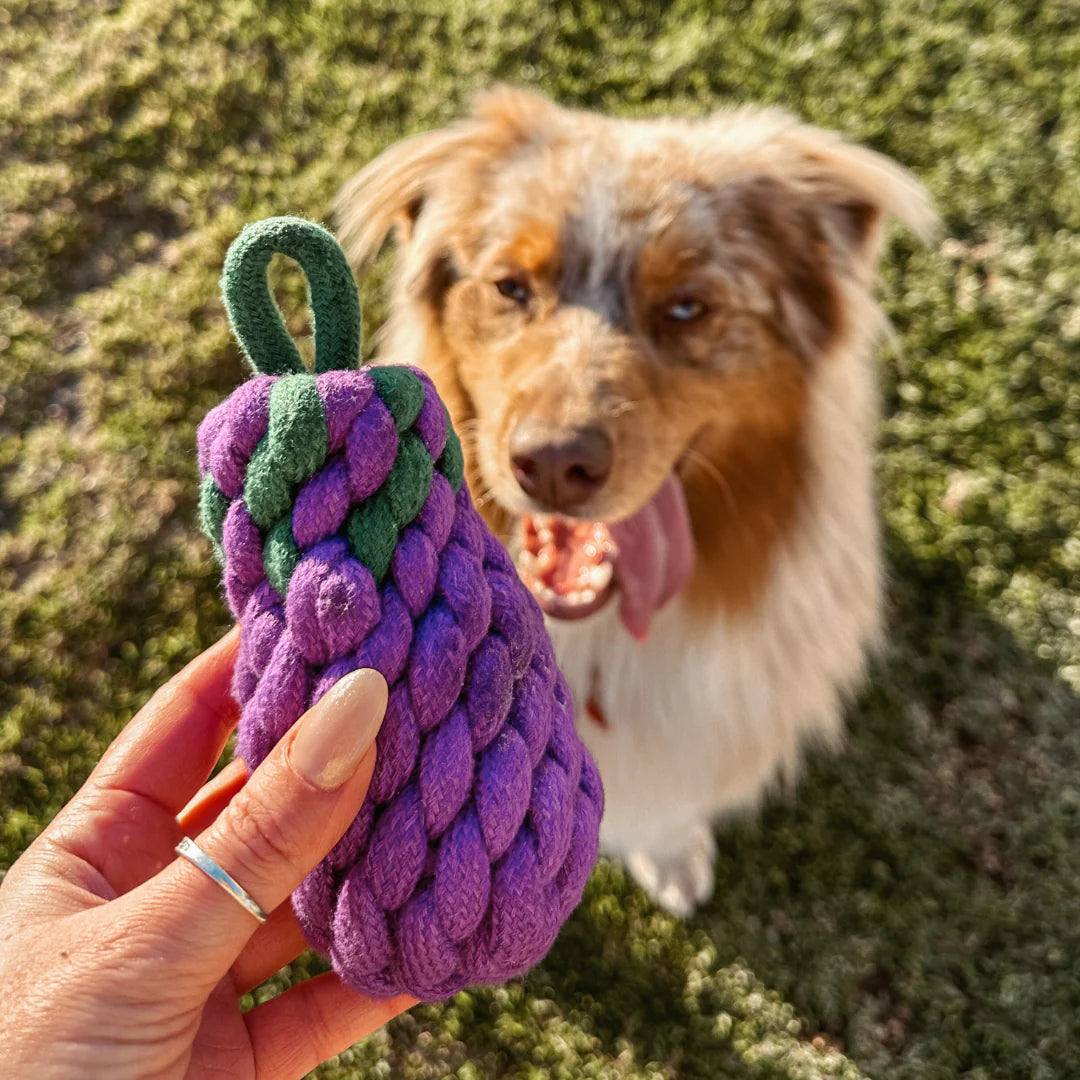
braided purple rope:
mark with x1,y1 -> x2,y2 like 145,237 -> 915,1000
197,219 -> 603,1001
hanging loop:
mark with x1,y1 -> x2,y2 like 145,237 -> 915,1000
220,216 -> 362,376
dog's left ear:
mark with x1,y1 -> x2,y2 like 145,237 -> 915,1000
781,126 -> 938,280
716,116 -> 938,360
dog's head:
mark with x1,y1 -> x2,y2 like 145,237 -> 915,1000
337,88 -> 934,638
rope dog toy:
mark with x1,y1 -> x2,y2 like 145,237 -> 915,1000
196,217 -> 603,1001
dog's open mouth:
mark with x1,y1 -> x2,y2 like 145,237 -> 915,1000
515,474 -> 695,641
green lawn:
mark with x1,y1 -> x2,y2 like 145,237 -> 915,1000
3,1 -> 1080,1076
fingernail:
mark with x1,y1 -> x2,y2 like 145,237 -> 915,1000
288,669 -> 388,791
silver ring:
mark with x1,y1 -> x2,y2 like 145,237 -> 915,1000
175,836 -> 268,924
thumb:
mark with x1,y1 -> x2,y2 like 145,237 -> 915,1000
131,667 -> 387,977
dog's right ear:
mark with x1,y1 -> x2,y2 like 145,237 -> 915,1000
334,125 -> 478,266
335,86 -> 560,268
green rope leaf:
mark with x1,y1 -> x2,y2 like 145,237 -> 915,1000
386,431 -> 435,527
244,375 -> 328,529
264,516 -> 301,599
347,493 -> 399,584
372,365 -> 425,433
198,474 -> 229,552
437,427 -> 465,493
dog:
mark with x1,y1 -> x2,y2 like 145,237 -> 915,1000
335,87 -> 934,915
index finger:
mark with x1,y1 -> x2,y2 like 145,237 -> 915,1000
84,627 -> 242,817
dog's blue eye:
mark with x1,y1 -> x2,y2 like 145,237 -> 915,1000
665,298 -> 705,322
495,277 -> 531,304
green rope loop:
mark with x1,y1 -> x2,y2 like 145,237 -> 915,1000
221,216 -> 362,376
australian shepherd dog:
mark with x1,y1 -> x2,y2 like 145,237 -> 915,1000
335,87 -> 934,913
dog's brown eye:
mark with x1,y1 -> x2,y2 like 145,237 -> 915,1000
495,277 -> 531,304
665,298 -> 706,322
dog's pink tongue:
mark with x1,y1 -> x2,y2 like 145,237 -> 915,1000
610,474 -> 695,641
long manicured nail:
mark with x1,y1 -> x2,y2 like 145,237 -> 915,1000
288,669 -> 388,790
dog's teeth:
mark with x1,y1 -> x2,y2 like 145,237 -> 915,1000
589,562 -> 614,590
537,545 -> 558,574
517,550 -> 539,573
535,583 -> 556,603
560,588 -> 596,608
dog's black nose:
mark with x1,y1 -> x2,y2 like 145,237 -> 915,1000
509,420 -> 613,512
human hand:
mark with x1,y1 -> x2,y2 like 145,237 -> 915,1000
0,628 -> 414,1079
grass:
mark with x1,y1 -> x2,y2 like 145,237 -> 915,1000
2,0 -> 1079,1076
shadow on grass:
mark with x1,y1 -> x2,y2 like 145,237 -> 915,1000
529,530 -> 1080,1079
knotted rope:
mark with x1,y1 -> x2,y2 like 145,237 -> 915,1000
196,217 -> 603,1000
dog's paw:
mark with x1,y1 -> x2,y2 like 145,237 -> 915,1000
626,823 -> 716,917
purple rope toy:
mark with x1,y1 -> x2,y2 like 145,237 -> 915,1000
196,217 -> 603,1001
